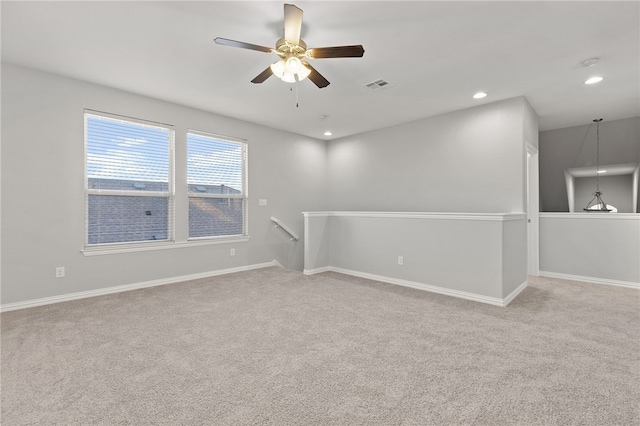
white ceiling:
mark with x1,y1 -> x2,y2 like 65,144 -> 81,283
2,1 -> 639,140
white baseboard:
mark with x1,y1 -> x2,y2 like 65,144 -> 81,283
0,261 -> 280,313
538,271 -> 640,289
303,266 -> 331,275
308,266 -> 526,307
503,280 -> 529,306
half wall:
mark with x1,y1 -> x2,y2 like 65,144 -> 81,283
303,211 -> 528,306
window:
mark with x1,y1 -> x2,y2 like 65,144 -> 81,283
83,111 -> 247,252
85,111 -> 174,246
187,131 -> 247,239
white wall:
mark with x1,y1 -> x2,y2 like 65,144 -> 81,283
1,63 -> 327,305
327,97 -> 534,213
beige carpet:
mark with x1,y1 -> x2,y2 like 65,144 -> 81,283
1,267 -> 639,425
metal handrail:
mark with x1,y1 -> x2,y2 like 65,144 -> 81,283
270,217 -> 299,241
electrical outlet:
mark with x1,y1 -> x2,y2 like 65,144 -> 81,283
230,248 -> 235,256
259,199 -> 268,207
55,266 -> 65,278
397,256 -> 404,266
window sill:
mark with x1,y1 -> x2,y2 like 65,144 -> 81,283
82,236 -> 250,256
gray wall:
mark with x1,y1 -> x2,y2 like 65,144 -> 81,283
326,97 -> 534,213
539,214 -> 640,284
316,98 -> 533,302
303,212 -> 527,302
574,175 -> 634,213
1,63 -> 327,305
2,63 -> 538,306
539,116 -> 640,212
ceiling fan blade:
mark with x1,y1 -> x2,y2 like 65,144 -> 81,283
214,37 -> 272,53
283,4 -> 303,45
251,66 -> 273,84
303,63 -> 330,88
308,45 -> 365,59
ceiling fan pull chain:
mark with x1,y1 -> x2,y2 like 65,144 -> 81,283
289,85 -> 296,108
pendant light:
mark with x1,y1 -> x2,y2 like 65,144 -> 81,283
583,118 -> 611,212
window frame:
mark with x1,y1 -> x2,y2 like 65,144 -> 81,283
186,129 -> 249,240
83,109 -> 175,250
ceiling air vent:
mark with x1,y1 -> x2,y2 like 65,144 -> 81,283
365,79 -> 390,90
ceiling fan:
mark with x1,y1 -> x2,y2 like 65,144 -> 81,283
214,3 -> 365,88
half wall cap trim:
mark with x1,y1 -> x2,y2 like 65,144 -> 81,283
302,211 -> 526,221
540,213 -> 640,220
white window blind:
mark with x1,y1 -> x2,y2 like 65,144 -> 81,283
85,111 -> 174,246
187,131 -> 247,238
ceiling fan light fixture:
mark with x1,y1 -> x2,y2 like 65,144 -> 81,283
271,58 -> 310,82
297,63 -> 311,81
285,56 -> 302,74
281,72 -> 297,83
270,60 -> 286,78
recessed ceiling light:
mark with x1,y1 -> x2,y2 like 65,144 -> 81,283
473,92 -> 487,99
596,170 -> 607,174
584,76 -> 604,85
324,131 -> 332,136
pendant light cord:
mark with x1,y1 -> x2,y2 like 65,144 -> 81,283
593,118 -> 603,193
595,119 -> 601,192
584,118 -> 609,212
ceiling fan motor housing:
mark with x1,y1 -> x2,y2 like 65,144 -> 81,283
275,38 -> 308,58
